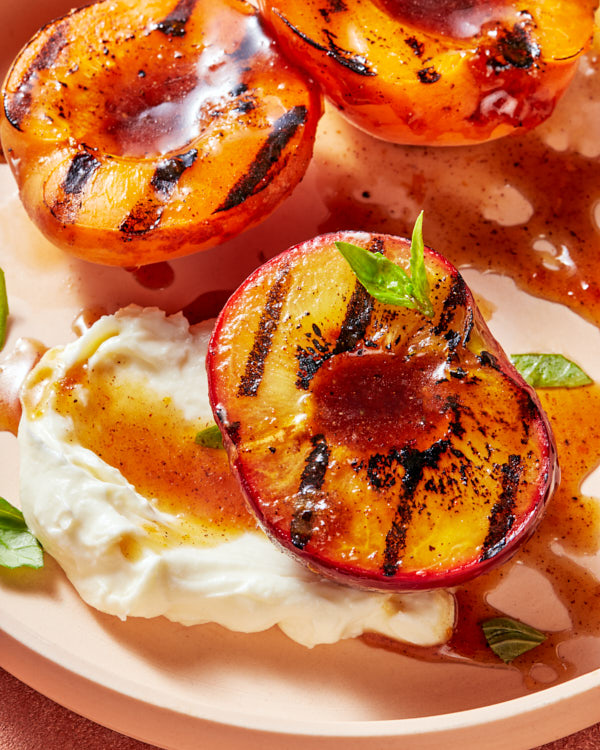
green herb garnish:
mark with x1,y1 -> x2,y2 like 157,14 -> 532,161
195,424 -> 224,449
481,616 -> 546,663
335,211 -> 434,317
0,268 -> 8,351
0,496 -> 43,569
511,353 -> 592,388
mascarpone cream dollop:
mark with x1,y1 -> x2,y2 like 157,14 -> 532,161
18,306 -> 454,648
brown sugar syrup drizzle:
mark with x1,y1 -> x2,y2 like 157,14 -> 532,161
1,40 -> 600,695
350,58 -> 600,686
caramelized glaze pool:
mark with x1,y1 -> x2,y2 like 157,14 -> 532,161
1,12 -> 600,705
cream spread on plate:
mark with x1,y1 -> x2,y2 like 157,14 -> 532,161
17,306 -> 454,648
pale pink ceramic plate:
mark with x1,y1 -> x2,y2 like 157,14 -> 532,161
1,2 -> 600,748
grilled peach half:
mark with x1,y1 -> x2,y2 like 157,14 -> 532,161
0,0 -> 321,266
257,0 -> 596,145
207,231 -> 557,591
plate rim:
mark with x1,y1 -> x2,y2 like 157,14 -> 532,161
2,595 -> 600,748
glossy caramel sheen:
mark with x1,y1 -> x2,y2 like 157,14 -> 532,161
316,55 -> 600,328
207,231 -> 556,590
28,361 -> 256,543
374,0 -> 514,38
364,384 -> 600,689
312,351 -> 449,445
0,0 -> 322,266
258,0 -> 595,144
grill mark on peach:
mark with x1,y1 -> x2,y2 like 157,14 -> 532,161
155,0 -> 199,37
441,394 -> 467,438
480,453 -> 522,560
477,350 -> 500,370
468,17 -> 545,128
119,149 -> 197,236
49,150 -> 101,224
333,280 -> 374,352
237,264 -> 292,397
273,10 -> 375,76
489,19 -> 540,71
318,0 -> 348,24
63,151 -> 101,195
4,21 -> 69,130
433,274 -> 468,337
215,106 -> 308,213
382,439 -> 450,576
290,434 -> 330,550
417,66 -> 441,84
151,149 -> 198,194
295,280 -> 373,389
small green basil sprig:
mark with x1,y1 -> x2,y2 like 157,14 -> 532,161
481,616 -> 546,663
195,424 -> 224,449
0,496 -> 43,569
511,353 -> 592,389
335,211 -> 434,318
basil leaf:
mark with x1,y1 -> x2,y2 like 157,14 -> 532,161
0,267 -> 8,351
409,211 -> 433,318
481,616 -> 546,663
335,213 -> 434,317
511,353 -> 593,388
195,424 -> 224,449
335,240 -> 416,307
0,496 -> 43,569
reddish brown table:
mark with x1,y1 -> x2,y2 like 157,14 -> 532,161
1,665 -> 598,750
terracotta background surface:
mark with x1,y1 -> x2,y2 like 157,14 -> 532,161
0,665 -> 598,750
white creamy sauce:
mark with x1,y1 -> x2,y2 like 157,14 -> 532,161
17,306 -> 454,648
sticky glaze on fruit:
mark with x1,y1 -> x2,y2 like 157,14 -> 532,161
0,0 -> 322,266
207,231 -> 558,591
257,0 -> 595,144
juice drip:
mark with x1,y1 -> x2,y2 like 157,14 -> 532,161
364,384 -> 600,689
47,367 -> 256,539
318,57 -> 600,327
126,261 -> 175,290
0,339 -> 46,435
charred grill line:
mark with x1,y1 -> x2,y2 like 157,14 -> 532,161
4,22 -> 69,130
462,308 -> 474,345
63,151 -> 101,195
237,265 -> 292,397
442,395 -> 467,438
480,454 -> 522,560
49,149 -> 101,224
333,279 -> 374,354
417,66 -> 441,84
295,280 -> 373,389
382,439 -> 449,576
215,106 -> 308,213
517,388 -> 538,440
318,0 -> 348,23
273,10 -> 375,76
119,201 -> 164,236
477,350 -> 500,370
405,36 -> 425,57
119,149 -> 197,236
290,434 -> 330,549
491,21 -> 540,71
156,0 -> 199,36
367,451 -> 398,490
433,274 -> 468,336
382,503 -> 412,577
151,149 -> 198,195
